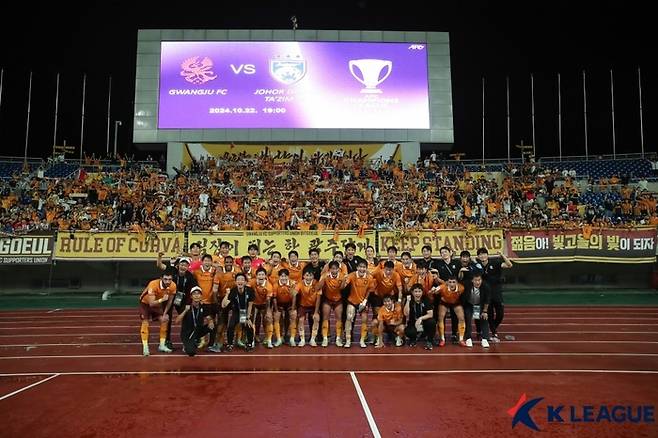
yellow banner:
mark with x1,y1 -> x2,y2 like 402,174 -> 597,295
186,143 -> 402,163
55,232 -> 185,260
378,229 -> 504,257
189,231 -> 377,260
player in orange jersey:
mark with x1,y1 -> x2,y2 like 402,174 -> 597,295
371,261 -> 403,316
265,251 -> 285,283
193,254 -> 218,351
316,261 -> 345,347
396,251 -> 417,296
284,250 -> 306,283
271,269 -> 298,347
436,276 -> 466,347
373,295 -> 405,348
296,267 -> 321,347
211,255 -> 241,351
138,271 -> 176,356
364,245 -> 379,274
378,245 -> 403,271
342,260 -> 376,348
250,267 -> 274,348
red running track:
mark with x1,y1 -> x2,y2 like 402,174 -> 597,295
0,306 -> 657,437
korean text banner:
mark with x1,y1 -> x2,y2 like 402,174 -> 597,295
0,235 -> 54,265
159,41 -> 430,129
189,231 -> 377,260
506,228 -> 657,263
378,229 -> 504,258
55,232 -> 185,260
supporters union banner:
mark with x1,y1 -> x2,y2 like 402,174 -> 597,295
189,230 -> 377,260
55,232 -> 185,260
0,235 -> 54,265
506,228 -> 657,263
378,229 -> 504,257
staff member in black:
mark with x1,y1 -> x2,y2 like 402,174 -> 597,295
176,286 -> 214,356
416,244 -> 440,272
404,283 -> 436,350
222,273 -> 255,352
477,248 -> 513,343
158,254 -> 198,350
435,246 -> 460,344
457,250 -> 484,287
461,273 -> 490,348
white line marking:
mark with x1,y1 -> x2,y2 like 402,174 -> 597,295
1,369 -> 658,377
0,374 -> 60,401
1,352 -> 657,360
350,372 -> 381,438
2,322 -> 658,331
46,309 -> 63,314
0,340 -> 657,348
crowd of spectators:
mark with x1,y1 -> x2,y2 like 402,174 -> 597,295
1,150 -> 656,235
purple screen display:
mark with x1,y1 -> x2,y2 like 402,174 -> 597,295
158,41 -> 430,129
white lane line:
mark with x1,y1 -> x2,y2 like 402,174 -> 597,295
349,372 -> 381,438
0,374 -> 60,402
46,309 -> 63,314
1,352 -> 658,360
0,340 -> 657,348
1,369 -> 658,377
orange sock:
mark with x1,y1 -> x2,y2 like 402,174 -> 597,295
236,325 -> 243,342
140,321 -> 149,347
335,320 -> 343,339
159,323 -> 167,345
439,321 -> 445,340
322,320 -> 329,338
458,321 -> 465,341
360,322 -> 368,343
265,322 -> 273,342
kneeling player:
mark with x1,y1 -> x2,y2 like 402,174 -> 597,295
373,295 -> 405,348
404,283 -> 436,350
436,276 -> 466,347
176,286 -> 214,356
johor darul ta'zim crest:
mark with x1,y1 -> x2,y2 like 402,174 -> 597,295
270,55 -> 306,85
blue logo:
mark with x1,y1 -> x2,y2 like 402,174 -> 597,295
508,394 -> 655,431
508,393 -> 544,431
270,55 -> 306,85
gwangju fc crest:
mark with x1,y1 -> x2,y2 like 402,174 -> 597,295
270,55 -> 306,85
180,56 -> 218,84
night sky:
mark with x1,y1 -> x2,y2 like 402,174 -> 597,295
0,0 -> 654,160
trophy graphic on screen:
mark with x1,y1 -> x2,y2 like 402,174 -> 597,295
348,59 -> 392,93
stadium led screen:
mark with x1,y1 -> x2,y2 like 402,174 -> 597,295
158,41 -> 430,129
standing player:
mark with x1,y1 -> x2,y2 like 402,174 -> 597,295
211,255 -> 241,351
221,273 -> 255,352
139,271 -> 177,356
271,269 -> 298,347
284,250 -> 306,283
364,245 -> 379,274
265,251 -> 286,283
396,251 -> 417,297
435,246 -> 460,344
296,267 -> 321,347
250,267 -> 274,348
342,260 -> 376,348
436,276 -> 466,347
316,261 -> 345,347
477,248 -> 513,342
193,255 -> 218,351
